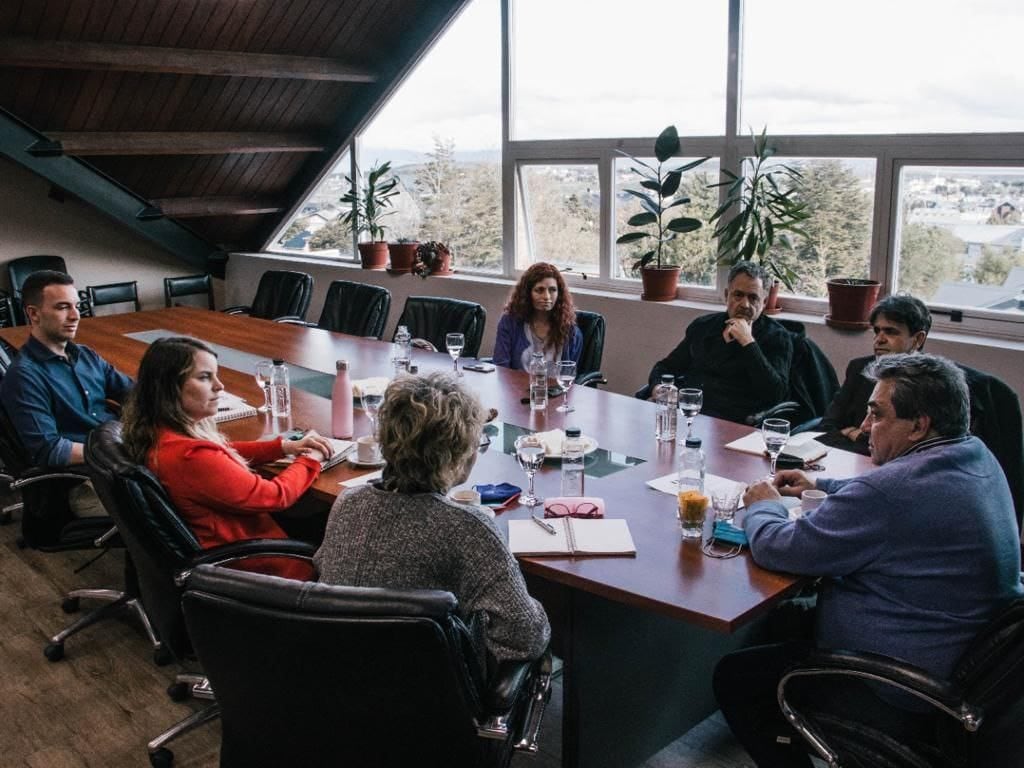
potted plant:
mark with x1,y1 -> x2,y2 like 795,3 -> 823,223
824,278 -> 881,329
616,125 -> 708,301
387,237 -> 419,274
339,161 -> 399,270
414,241 -> 454,278
710,127 -> 810,313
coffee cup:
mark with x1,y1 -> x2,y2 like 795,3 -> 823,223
800,489 -> 827,512
356,436 -> 381,464
450,489 -> 482,506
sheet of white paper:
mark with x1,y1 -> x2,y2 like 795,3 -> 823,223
339,469 -> 383,488
645,472 -> 745,498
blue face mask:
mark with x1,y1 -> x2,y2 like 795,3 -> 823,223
701,521 -> 748,559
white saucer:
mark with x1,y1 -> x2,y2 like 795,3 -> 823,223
544,436 -> 599,460
347,456 -> 386,469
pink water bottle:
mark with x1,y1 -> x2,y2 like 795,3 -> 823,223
331,360 -> 353,438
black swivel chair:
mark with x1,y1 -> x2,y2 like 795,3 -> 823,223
780,597 -> 1024,768
164,274 -> 215,310
85,421 -> 316,768
182,563 -> 552,768
315,280 -> 391,339
85,280 -> 141,315
223,269 -> 313,322
394,296 -> 487,358
8,254 -> 68,324
574,309 -> 608,387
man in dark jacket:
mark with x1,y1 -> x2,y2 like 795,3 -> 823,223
646,261 -> 793,424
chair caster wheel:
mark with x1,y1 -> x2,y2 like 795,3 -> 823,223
167,681 -> 190,701
62,596 -> 81,613
149,747 -> 174,767
44,642 -> 65,662
153,646 -> 172,666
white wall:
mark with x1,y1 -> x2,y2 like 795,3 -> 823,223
228,252 -> 1024,403
0,157 -> 223,312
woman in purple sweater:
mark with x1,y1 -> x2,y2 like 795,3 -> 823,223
492,262 -> 583,370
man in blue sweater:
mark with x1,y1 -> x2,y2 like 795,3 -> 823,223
713,353 -> 1023,768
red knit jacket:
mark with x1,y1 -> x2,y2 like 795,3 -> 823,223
148,428 -> 320,580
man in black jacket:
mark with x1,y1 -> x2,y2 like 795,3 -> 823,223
646,262 -> 793,424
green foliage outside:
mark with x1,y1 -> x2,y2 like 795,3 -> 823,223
896,223 -> 964,299
974,244 -> 1024,286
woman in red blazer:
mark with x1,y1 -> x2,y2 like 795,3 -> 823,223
122,336 -> 333,580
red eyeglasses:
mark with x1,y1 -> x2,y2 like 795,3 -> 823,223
544,501 -> 603,519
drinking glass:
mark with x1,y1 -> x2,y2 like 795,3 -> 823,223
514,434 -> 547,507
361,387 -> 385,439
762,418 -> 791,479
679,388 -> 703,438
446,332 -> 465,376
253,360 -> 272,413
555,360 -> 576,413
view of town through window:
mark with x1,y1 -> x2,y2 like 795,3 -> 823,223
515,164 -> 599,274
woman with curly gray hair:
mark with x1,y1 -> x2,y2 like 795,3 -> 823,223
315,372 -> 550,664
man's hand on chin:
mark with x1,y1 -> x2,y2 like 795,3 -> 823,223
723,317 -> 754,346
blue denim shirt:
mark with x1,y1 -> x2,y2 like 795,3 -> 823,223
0,335 -> 133,466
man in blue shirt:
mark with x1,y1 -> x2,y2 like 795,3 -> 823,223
713,353 -> 1023,767
1,270 -> 133,515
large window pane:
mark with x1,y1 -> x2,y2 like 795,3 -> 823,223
515,164 -> 599,274
896,166 -> 1024,313
512,0 -> 727,139
743,0 -> 1024,134
614,157 -> 720,286
274,150 -> 353,259
771,158 -> 875,299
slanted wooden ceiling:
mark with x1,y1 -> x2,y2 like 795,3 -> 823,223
0,0 -> 467,259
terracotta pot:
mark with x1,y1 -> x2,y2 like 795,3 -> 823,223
358,241 -> 389,270
764,279 -> 782,314
387,242 -> 419,274
825,278 -> 881,330
639,265 -> 681,302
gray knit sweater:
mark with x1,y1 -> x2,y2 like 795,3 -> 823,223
314,483 -> 551,663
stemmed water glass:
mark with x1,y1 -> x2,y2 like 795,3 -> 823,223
253,360 -> 272,413
555,360 -> 576,413
679,388 -> 703,438
762,418 -> 791,480
514,434 -> 546,507
446,332 -> 465,377
361,387 -> 385,439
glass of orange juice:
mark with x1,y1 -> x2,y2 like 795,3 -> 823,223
677,489 -> 708,538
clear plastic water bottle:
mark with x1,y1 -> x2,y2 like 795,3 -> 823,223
529,352 -> 548,411
560,426 -> 585,497
331,360 -> 353,439
393,324 -> 412,373
270,358 -> 291,418
677,437 -> 707,539
654,374 -> 678,442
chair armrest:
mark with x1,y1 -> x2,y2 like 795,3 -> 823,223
576,370 -> 607,388
793,416 -> 823,434
176,538 -> 317,585
745,401 -> 800,426
11,468 -> 91,491
477,650 -> 553,753
781,648 -> 976,727
276,317 -> 316,327
222,305 -> 252,315
635,384 -> 651,400
484,659 -> 534,714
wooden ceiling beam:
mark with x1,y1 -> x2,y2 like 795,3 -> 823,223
0,37 -> 378,83
47,132 -> 326,156
150,197 -> 285,218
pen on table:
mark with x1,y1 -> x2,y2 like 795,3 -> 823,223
531,514 -> 557,535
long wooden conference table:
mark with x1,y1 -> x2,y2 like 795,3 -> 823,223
0,308 -> 872,768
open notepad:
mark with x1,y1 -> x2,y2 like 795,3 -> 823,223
508,518 -> 636,557
724,430 -> 828,464
213,392 -> 258,424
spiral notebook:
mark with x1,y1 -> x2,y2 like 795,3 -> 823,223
508,518 -> 636,557
213,392 -> 258,424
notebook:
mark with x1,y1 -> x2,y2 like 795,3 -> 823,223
724,430 -> 828,464
276,438 -> 355,470
508,518 -> 636,557
213,392 -> 258,423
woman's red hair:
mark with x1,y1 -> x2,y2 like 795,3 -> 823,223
504,263 -> 576,355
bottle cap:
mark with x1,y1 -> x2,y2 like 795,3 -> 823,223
565,427 -> 582,438
684,437 -> 702,449
272,358 -> 284,365
336,360 -> 348,371
409,365 -> 419,374
660,374 -> 674,383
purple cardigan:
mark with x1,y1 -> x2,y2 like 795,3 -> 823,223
492,313 -> 583,370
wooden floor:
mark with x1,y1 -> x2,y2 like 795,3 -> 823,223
0,495 -> 756,768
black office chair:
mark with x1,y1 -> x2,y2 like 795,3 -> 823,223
780,597 -> 1024,768
8,254 -> 67,324
85,421 -> 316,768
223,270 -> 313,322
164,274 -> 215,310
575,309 -> 607,387
182,563 -> 552,768
394,296 -> 487,358
0,293 -> 16,328
315,280 -> 391,339
85,280 -> 141,315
